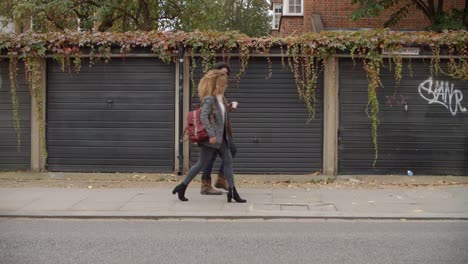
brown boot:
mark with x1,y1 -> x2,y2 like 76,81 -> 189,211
200,179 -> 222,195
214,173 -> 228,191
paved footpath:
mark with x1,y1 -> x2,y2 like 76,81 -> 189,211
1,186 -> 467,219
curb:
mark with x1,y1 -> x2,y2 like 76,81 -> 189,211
1,211 -> 468,221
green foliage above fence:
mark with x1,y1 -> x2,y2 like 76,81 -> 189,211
0,29 -> 467,166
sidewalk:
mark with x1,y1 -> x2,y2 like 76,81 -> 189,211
1,186 -> 467,220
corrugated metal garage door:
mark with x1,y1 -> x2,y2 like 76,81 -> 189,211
339,58 -> 468,175
47,58 -> 175,172
0,61 -> 31,171
190,57 -> 323,174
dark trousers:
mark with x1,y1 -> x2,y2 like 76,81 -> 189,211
183,139 -> 235,187
201,142 -> 237,181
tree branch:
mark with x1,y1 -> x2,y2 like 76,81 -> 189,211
384,2 -> 413,27
413,0 -> 434,21
44,14 -> 65,30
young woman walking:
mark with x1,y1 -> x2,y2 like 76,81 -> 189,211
172,69 -> 246,203
200,62 -> 235,195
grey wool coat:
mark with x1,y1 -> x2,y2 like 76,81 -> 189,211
199,95 -> 231,149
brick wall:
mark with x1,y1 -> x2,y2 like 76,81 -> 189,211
275,0 -> 465,36
279,16 -> 304,36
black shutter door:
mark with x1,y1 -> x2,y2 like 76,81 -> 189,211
0,61 -> 31,171
339,58 -> 468,175
47,58 -> 175,172
190,57 -> 323,174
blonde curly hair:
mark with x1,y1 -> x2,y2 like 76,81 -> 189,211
198,69 -> 228,100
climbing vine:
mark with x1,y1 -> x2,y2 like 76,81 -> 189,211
8,54 -> 20,150
0,29 -> 466,167
24,57 -> 47,161
362,52 -> 383,167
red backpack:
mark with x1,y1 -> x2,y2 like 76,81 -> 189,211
185,108 -> 209,143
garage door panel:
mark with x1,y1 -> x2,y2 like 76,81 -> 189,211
344,116 -> 467,124
340,65 -> 434,75
47,121 -> 170,129
0,147 -> 31,158
341,104 -> 464,114
339,58 -> 468,175
342,112 -> 467,123
0,110 -> 31,120
341,161 -> 468,170
48,91 -> 173,103
340,94 -> 415,104
238,147 -> 321,153
343,141 -> 466,150
340,148 -> 466,161
49,103 -> 173,111
228,97 -> 316,104
227,167 -> 321,173
237,152 -> 321,158
48,60 -> 174,74
341,122 -> 468,130
0,90 -> 30,104
48,110 -> 173,122
0,104 -> 30,111
234,123 -> 321,129
235,137 -> 320,143
0,130 -> 31,142
0,74 -> 28,86
0,61 -> 31,171
47,58 -> 175,172
190,57 -> 323,174
342,128 -> 467,138
48,75 -> 173,85
49,165 -> 169,173
0,121 -> 30,130
48,139 -> 171,148
48,158 -> 171,166
0,159 -> 30,166
51,84 -> 173,92
48,128 -> 172,140
235,142 -> 319,148
49,147 -> 173,158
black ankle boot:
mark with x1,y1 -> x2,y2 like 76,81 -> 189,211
172,183 -> 188,201
227,186 -> 247,203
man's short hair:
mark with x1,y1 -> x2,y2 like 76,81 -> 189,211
213,62 -> 230,76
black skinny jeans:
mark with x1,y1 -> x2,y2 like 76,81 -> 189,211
201,143 -> 237,180
183,139 -> 235,187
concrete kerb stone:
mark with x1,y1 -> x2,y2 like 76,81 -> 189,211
1,211 -> 468,221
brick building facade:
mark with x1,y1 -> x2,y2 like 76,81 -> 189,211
271,0 -> 465,36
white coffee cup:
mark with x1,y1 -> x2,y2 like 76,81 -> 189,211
231,101 -> 238,109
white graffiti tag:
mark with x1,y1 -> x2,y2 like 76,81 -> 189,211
418,78 -> 467,116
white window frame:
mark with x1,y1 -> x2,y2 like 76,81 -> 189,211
272,3 -> 282,30
283,0 -> 303,16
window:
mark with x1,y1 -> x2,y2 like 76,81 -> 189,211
284,0 -> 303,16
272,4 -> 282,30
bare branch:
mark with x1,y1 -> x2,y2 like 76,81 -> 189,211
413,0 -> 433,21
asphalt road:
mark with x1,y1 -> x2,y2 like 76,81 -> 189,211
0,219 -> 467,264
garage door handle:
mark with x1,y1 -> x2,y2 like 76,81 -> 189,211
253,137 -> 259,143
107,99 -> 114,104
